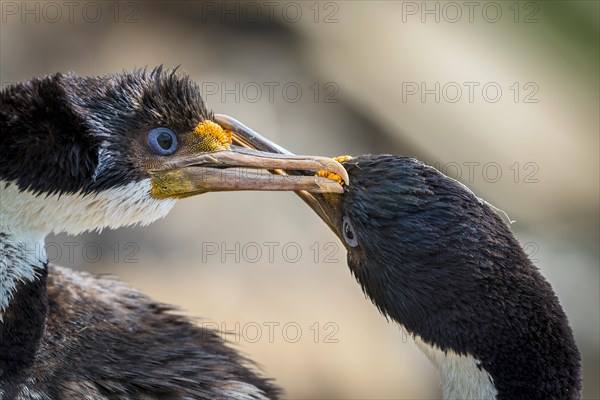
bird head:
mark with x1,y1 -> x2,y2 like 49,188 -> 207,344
216,120 -> 490,328
307,154 -> 581,400
0,68 -> 347,235
226,119 -> 581,398
224,123 -> 537,340
284,154 -> 528,335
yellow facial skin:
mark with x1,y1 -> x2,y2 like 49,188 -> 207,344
148,122 -> 349,200
316,155 -> 353,185
151,120 -> 234,199
313,155 -> 353,228
192,120 -> 234,152
151,169 -> 195,199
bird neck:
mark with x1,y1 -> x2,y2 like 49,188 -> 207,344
0,179 -> 177,236
0,227 -> 49,380
0,227 -> 47,313
349,256 -> 581,399
413,336 -> 497,400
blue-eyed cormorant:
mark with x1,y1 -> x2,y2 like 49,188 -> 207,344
0,68 -> 349,399
219,116 -> 583,400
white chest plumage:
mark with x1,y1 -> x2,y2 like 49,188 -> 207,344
0,230 -> 46,313
414,336 -> 498,400
0,179 -> 176,312
0,179 -> 175,236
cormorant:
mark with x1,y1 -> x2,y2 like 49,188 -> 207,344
220,116 -> 582,400
0,68 -> 349,399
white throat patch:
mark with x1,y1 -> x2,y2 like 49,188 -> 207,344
0,178 -> 176,312
414,336 -> 498,400
0,230 -> 46,313
0,179 -> 176,235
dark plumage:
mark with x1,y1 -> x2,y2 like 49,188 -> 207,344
314,155 -> 582,399
2,68 -> 358,399
0,68 -> 210,195
221,115 -> 583,399
1,265 -> 279,400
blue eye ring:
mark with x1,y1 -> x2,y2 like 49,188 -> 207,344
148,127 -> 178,156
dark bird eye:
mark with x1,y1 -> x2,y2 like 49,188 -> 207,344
342,216 -> 359,247
148,127 -> 178,155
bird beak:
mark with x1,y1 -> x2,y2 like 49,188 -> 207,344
150,117 -> 349,199
214,114 -> 341,232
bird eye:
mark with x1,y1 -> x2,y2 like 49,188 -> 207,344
148,127 -> 178,155
342,216 -> 359,248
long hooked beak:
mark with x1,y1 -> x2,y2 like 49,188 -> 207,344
214,114 -> 342,231
149,118 -> 350,199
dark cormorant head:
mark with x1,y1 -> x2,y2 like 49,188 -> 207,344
222,119 -> 581,398
309,155 -> 581,398
0,68 -> 347,235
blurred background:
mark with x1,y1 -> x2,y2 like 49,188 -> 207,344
1,1 -> 598,398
